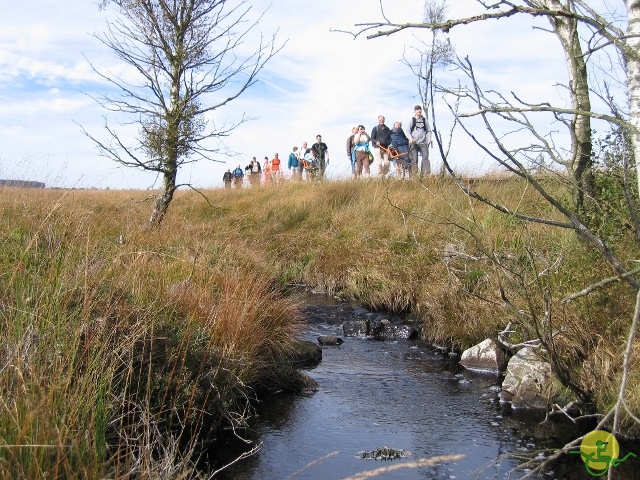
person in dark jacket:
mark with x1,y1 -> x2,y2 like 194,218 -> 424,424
370,115 -> 392,177
222,168 -> 232,188
311,134 -> 329,178
390,121 -> 410,178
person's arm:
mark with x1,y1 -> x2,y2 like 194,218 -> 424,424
406,119 -> 414,145
371,126 -> 379,146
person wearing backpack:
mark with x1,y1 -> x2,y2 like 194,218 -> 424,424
407,105 -> 433,177
245,157 -> 262,187
390,121 -> 410,178
231,164 -> 244,188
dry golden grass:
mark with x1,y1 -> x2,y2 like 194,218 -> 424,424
0,171 -> 638,476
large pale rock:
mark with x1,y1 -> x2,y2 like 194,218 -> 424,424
502,347 -> 556,409
460,338 -> 507,372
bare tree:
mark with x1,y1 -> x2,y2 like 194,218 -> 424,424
403,1 -> 455,175
84,0 -> 283,226
353,0 -> 640,469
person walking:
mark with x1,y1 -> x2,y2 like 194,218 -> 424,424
297,141 -> 308,180
407,105 -> 433,177
222,168 -> 232,188
390,121 -> 410,178
231,164 -> 244,188
271,153 -> 282,184
263,157 -> 273,186
370,115 -> 392,177
346,126 -> 358,178
352,125 -> 371,179
305,148 -> 319,180
311,135 -> 329,178
288,146 -> 300,180
245,157 -> 261,186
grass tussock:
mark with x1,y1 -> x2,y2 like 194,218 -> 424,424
0,171 -> 638,476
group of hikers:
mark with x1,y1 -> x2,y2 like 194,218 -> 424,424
222,134 -> 329,188
349,105 -> 433,179
222,105 -> 432,188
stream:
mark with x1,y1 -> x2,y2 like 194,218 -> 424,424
208,294 -> 583,479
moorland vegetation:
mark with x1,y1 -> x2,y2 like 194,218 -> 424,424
0,172 -> 638,477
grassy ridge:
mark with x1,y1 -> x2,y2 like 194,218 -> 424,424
0,175 -> 638,476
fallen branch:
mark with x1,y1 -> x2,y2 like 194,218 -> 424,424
342,454 -> 465,480
561,265 -> 640,304
496,321 -> 542,353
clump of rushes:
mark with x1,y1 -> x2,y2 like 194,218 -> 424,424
0,188 -> 302,478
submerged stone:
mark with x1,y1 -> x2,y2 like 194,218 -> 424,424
317,335 -> 344,346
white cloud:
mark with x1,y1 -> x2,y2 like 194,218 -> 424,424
0,0 -> 622,189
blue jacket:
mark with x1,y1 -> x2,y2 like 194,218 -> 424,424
390,127 -> 409,148
288,152 -> 299,169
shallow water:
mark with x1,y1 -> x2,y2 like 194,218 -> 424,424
210,295 -> 585,480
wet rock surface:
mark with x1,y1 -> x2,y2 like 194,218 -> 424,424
301,303 -> 418,341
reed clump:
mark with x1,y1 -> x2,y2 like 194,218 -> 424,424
0,188 -> 303,478
0,171 -> 638,476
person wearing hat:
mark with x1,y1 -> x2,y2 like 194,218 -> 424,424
407,105 -> 433,177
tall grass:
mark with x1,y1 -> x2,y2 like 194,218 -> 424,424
0,188 -> 301,478
0,172 -> 638,476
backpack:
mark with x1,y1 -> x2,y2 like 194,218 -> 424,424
410,116 -> 428,133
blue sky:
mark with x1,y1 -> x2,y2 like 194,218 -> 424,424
0,0 -> 600,189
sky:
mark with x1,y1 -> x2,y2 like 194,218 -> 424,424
0,0 -> 623,190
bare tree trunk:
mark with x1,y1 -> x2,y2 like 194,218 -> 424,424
548,0 -> 593,212
148,36 -> 184,228
628,0 -> 640,197
149,167 -> 177,226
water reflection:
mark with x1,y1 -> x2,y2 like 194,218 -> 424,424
213,293 -> 562,479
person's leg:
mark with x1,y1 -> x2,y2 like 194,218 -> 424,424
409,144 -> 418,177
420,143 -> 431,176
355,151 -> 364,177
379,148 -> 390,177
370,147 -> 381,176
319,158 -> 326,178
